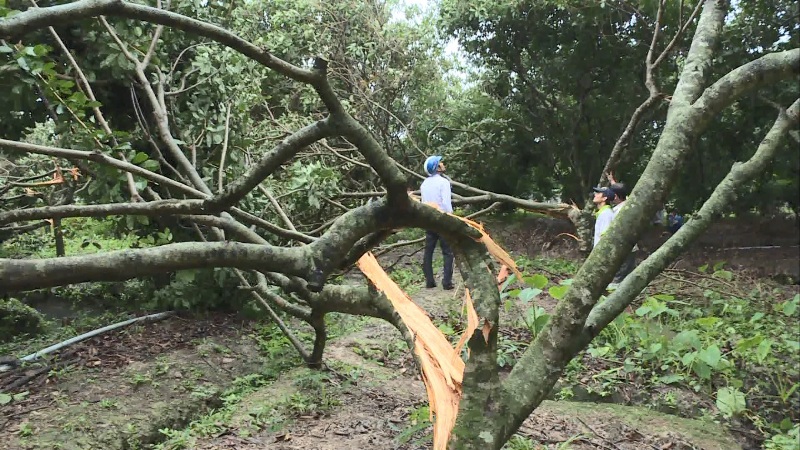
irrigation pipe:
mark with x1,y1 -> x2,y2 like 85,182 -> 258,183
0,311 -> 173,371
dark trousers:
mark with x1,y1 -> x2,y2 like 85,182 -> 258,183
613,252 -> 636,283
423,231 -> 454,287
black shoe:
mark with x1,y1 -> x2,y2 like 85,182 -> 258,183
442,284 -> 455,291
426,282 -> 437,289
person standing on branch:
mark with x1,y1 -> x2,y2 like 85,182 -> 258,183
420,155 -> 455,290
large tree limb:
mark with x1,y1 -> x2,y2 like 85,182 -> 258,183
489,1 -> 734,445
670,0 -> 727,105
0,242 -> 313,292
0,199 -> 205,225
691,48 -> 800,127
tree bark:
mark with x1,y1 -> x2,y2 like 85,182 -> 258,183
53,218 -> 65,257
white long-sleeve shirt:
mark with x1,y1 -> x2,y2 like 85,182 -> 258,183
420,174 -> 453,213
594,204 -> 615,247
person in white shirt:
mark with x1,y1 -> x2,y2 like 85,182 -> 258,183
591,186 -> 616,248
420,155 -> 454,290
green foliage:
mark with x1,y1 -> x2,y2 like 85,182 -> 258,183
393,404 -> 432,447
0,298 -> 46,342
0,390 -> 29,406
144,268 -> 253,313
503,433 -> 583,450
389,266 -> 426,294
579,276 -> 799,436
764,424 -> 800,450
493,258 -> 796,442
435,0 -> 799,211
155,324 -> 344,450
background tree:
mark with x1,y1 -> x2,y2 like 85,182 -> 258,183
0,0 -> 798,449
437,0 -> 799,214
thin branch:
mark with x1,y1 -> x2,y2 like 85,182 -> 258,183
208,118 -> 334,209
258,184 -> 296,231
28,0 -> 141,202
100,16 -> 212,195
218,101 -> 233,193
141,23 -> 163,68
0,220 -> 50,237
600,0 -> 704,181
652,0 -> 705,69
691,49 -> 800,127
0,138 -> 206,198
235,270 -> 312,359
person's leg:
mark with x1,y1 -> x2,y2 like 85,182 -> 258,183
612,252 -> 636,283
439,236 -> 455,289
423,231 -> 438,288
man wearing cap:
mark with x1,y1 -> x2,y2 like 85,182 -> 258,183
592,186 -> 616,248
420,155 -> 454,290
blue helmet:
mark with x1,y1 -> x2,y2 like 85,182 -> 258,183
424,155 -> 443,176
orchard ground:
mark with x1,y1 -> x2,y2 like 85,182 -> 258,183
1,213 -> 797,450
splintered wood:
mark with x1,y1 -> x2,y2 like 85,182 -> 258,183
356,201 -> 522,449
357,252 -> 468,449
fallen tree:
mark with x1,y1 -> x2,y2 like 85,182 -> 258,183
0,0 -> 798,448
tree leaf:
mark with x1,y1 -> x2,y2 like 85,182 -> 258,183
698,345 -> 721,368
175,270 -> 197,283
658,374 -> 684,385
518,288 -> 542,303
735,334 -> 763,353
548,285 -> 568,300
525,274 -> 548,289
131,152 -> 149,164
716,387 -> 746,417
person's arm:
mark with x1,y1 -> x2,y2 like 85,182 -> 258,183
606,171 -> 617,185
441,179 -> 453,213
